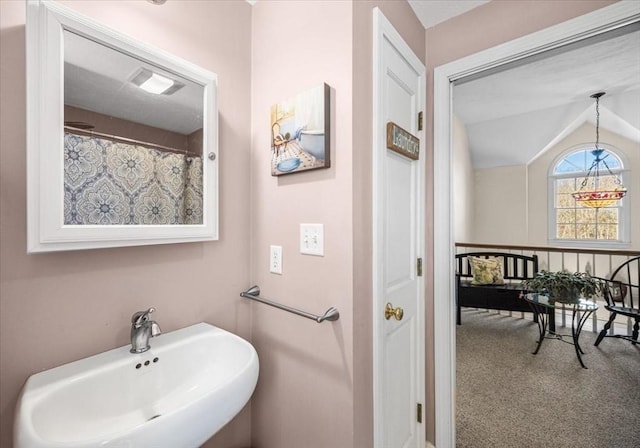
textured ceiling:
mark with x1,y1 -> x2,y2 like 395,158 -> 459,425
64,30 -> 204,135
408,1 -> 640,170
453,25 -> 640,169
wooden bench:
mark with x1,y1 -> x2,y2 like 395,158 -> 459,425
456,252 -> 555,331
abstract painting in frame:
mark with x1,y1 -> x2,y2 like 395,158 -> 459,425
270,83 -> 330,176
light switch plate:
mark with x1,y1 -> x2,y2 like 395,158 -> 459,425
300,223 -> 324,256
270,245 -> 282,274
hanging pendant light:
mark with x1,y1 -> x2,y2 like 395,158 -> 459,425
571,92 -> 627,208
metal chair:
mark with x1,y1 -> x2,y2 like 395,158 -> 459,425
594,256 -> 640,346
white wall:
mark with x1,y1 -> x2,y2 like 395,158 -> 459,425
470,123 -> 639,250
473,164 -> 528,244
452,114 -> 475,242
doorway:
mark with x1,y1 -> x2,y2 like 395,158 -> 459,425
432,3 -> 640,446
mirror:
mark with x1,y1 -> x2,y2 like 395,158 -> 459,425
26,0 -> 218,252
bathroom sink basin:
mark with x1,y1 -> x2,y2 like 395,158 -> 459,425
14,323 -> 259,448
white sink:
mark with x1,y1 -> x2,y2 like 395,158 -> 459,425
14,323 -> 259,448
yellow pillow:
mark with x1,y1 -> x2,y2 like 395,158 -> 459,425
469,256 -> 505,285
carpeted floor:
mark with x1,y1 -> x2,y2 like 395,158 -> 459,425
456,309 -> 640,448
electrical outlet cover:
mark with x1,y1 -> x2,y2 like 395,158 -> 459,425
270,245 -> 282,274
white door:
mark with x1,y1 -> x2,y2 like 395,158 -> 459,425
373,9 -> 425,448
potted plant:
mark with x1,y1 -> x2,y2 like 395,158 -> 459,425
521,270 -> 602,303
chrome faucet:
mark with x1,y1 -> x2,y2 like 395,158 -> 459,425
130,308 -> 162,354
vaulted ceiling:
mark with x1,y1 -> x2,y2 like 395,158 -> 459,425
409,1 -> 640,170
453,25 -> 640,169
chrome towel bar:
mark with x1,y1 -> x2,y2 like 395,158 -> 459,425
240,285 -> 340,323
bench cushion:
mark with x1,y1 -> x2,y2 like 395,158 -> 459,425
469,256 -> 505,285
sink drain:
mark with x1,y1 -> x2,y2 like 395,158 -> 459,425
147,414 -> 161,421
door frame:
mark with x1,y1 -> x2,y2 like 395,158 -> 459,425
372,7 -> 426,448
432,3 -> 640,447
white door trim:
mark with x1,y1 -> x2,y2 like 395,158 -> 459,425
433,2 -> 640,447
373,7 -> 426,448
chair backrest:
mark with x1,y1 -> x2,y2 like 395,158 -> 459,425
455,252 -> 538,281
596,277 -> 628,306
272,122 -> 281,140
607,256 -> 640,310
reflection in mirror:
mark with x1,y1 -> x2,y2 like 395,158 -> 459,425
26,0 -> 218,252
63,30 -> 204,225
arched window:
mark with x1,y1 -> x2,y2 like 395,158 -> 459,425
548,145 -> 629,247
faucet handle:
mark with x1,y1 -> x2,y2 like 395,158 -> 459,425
131,307 -> 155,326
151,321 -> 162,337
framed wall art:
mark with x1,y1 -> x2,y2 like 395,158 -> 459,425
270,83 -> 330,176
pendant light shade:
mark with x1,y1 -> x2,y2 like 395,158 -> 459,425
571,92 -> 627,208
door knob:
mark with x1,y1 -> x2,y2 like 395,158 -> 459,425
385,302 -> 404,321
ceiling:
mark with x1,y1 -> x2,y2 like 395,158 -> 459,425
407,1 -> 640,170
68,0 -> 489,134
408,0 -> 489,29
453,25 -> 640,169
64,30 -> 204,135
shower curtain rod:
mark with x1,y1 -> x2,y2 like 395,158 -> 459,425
64,126 -> 201,157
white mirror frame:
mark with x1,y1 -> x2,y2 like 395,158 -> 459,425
26,0 -> 218,253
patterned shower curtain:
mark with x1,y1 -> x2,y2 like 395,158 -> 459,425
64,132 -> 203,225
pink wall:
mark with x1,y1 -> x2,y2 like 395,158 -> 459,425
423,0 -> 616,443
0,1 -> 252,447
249,1 -> 355,446
65,106 -> 193,153
249,1 -> 425,447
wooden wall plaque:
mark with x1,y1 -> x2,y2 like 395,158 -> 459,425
386,122 -> 419,160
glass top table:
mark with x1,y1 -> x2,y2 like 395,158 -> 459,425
523,293 -> 598,369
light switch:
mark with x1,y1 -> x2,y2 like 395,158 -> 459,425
300,224 -> 324,256
270,245 -> 282,274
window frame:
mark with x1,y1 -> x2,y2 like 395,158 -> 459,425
547,143 -> 630,249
